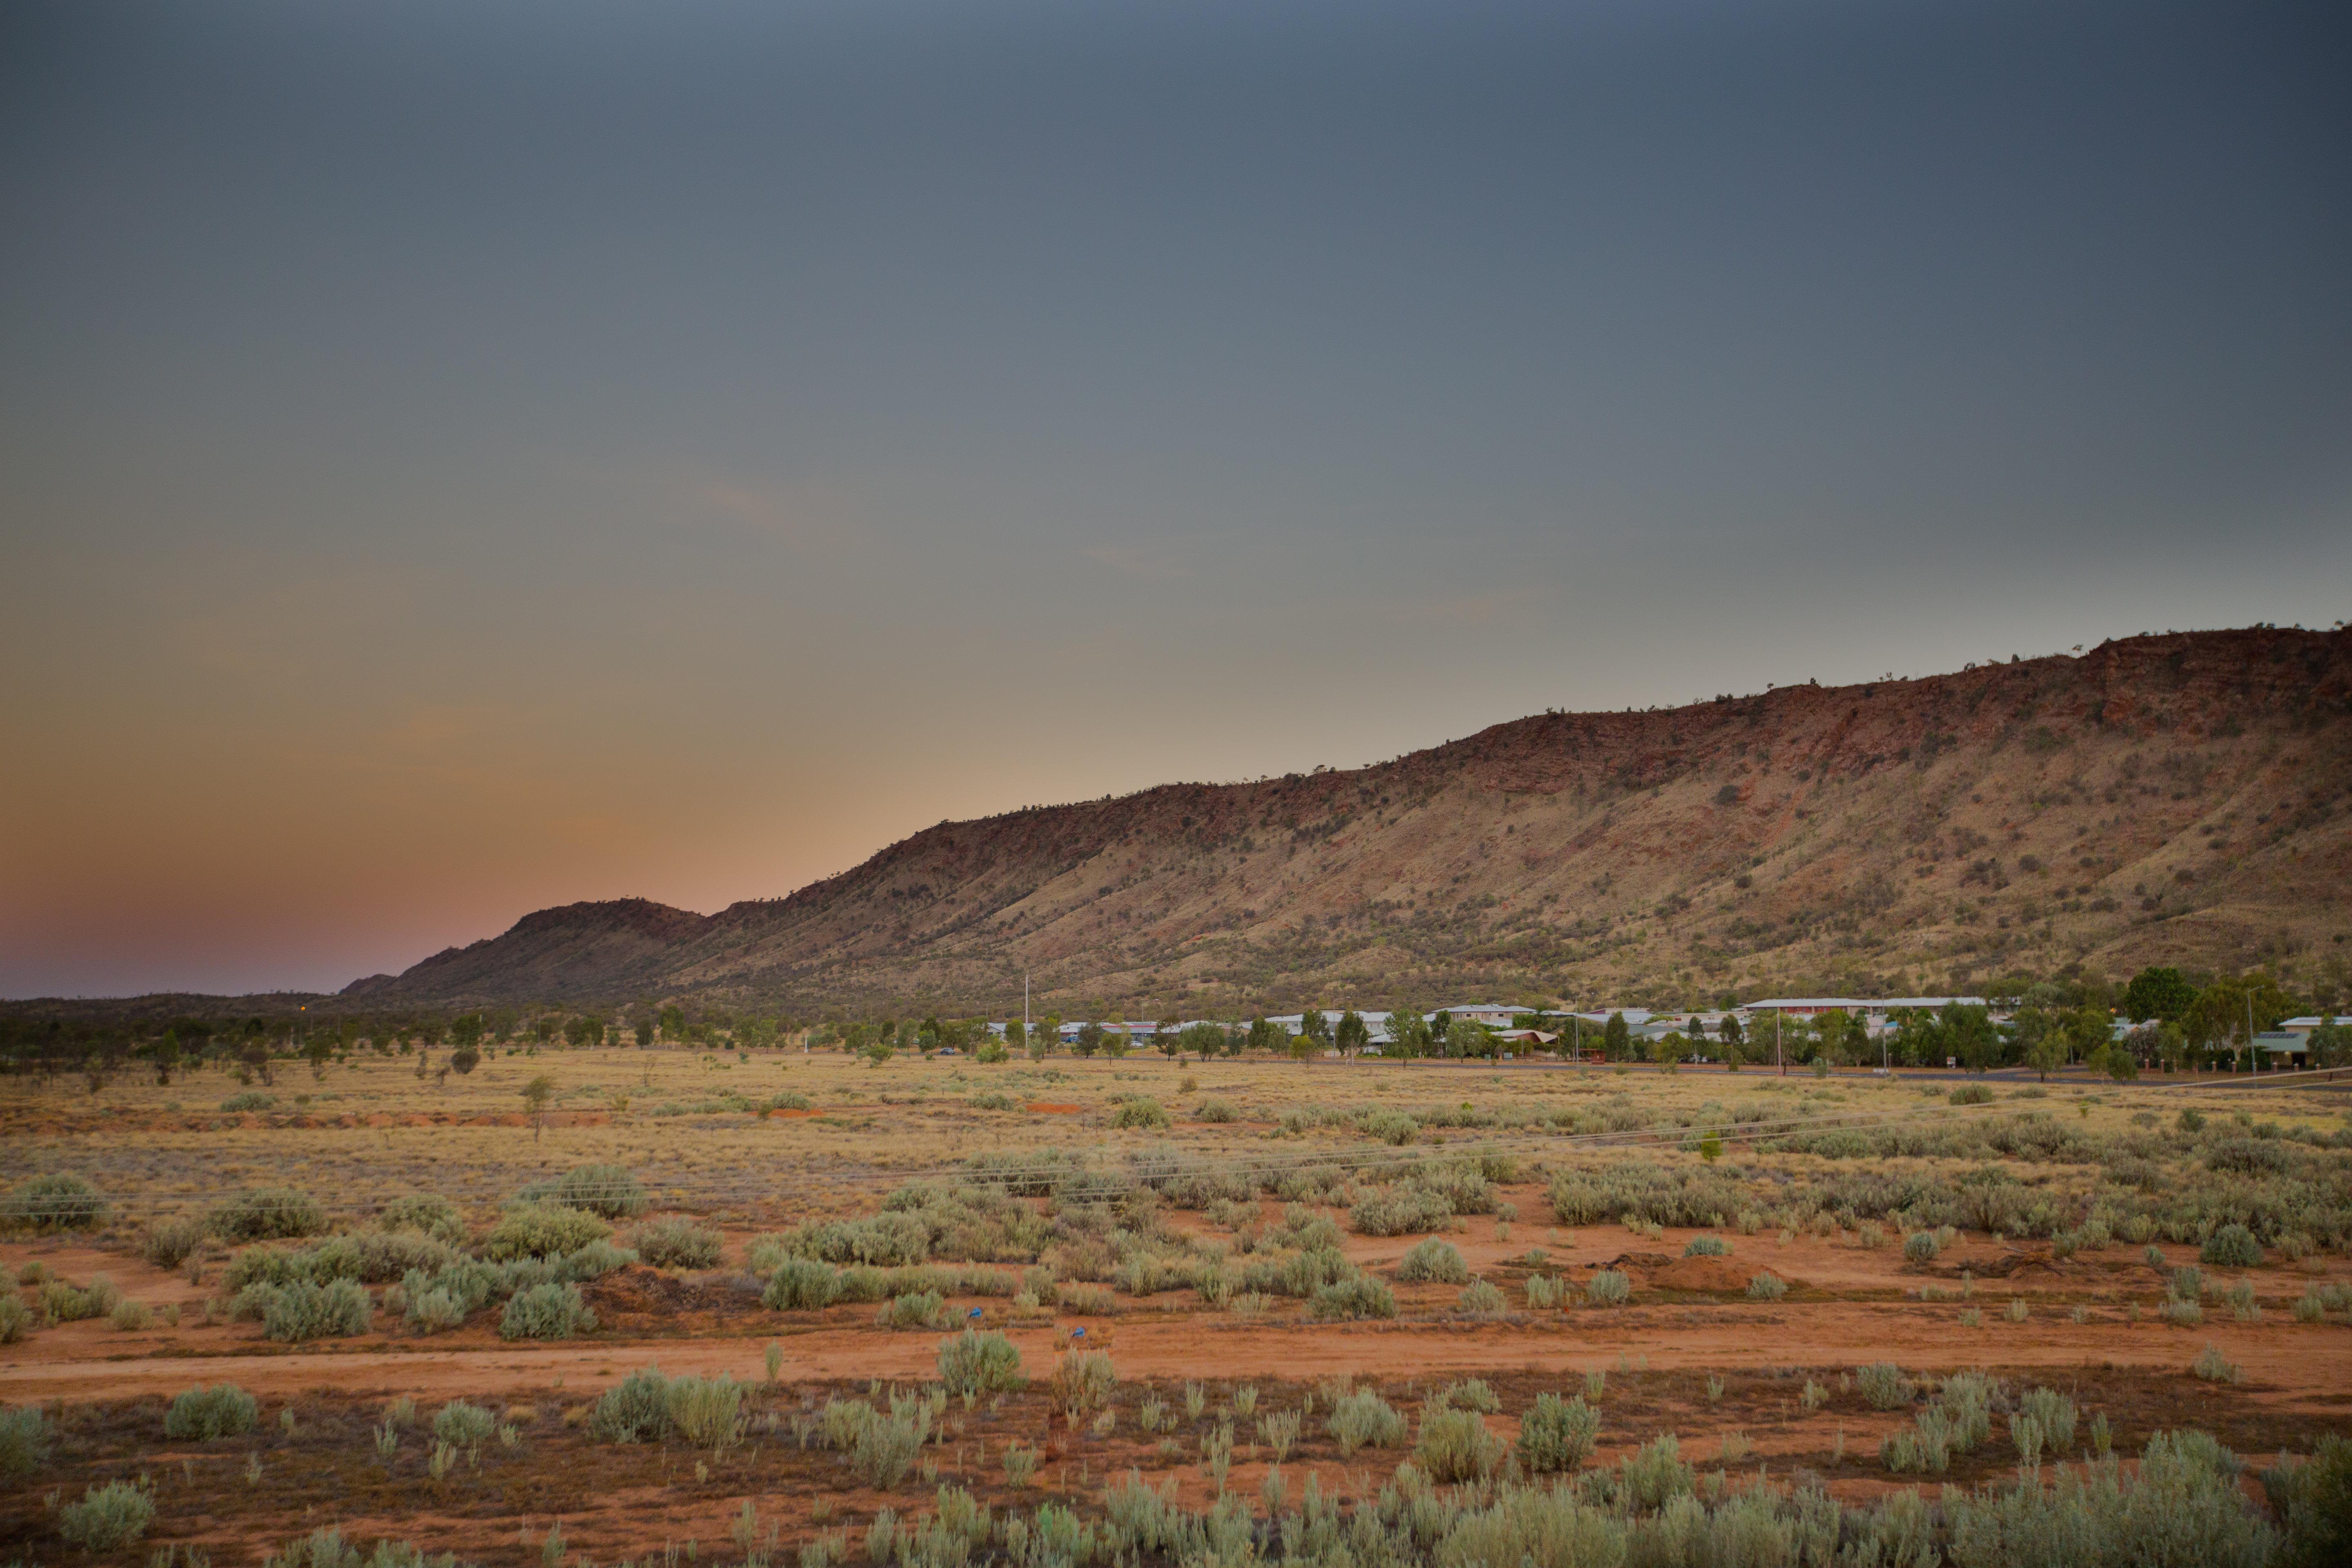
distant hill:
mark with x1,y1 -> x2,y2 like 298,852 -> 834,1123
345,627 -> 2350,1016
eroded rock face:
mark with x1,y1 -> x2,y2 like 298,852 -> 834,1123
350,627 -> 2352,1011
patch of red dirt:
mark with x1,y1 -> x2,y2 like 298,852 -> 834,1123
1027,1102 -> 1083,1114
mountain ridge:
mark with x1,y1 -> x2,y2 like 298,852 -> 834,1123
344,626 -> 2352,1014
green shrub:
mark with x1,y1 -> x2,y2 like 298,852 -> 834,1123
1684,1235 -> 1730,1257
937,1329 -> 1025,1396
764,1257 -> 842,1311
1517,1392 -> 1600,1474
1326,1389 -> 1406,1455
165,1383 -> 259,1440
2263,1432 -> 2352,1568
1903,1231 -> 1939,1263
1350,1186 -> 1457,1236
0,1294 -> 29,1343
883,1291 -> 946,1329
849,1402 -> 927,1488
1585,1270 -> 1631,1307
220,1091 -> 276,1112
664,1375 -> 746,1451
432,1400 -> 497,1449
555,1238 -> 635,1282
110,1298 -> 151,1330
263,1278 -> 372,1341
1309,1277 -> 1397,1321
589,1366 -> 674,1443
1397,1238 -> 1469,1284
1195,1100 -> 1237,1124
0,1403 -> 53,1479
5,1173 -> 108,1232
374,1194 -> 469,1245
1362,1109 -> 1419,1145
1416,1407 -> 1503,1483
632,1217 -> 723,1270
1434,1379 -> 1500,1414
2201,1223 -> 2263,1269
143,1216 -> 207,1270
2018,1386 -> 2077,1454
1746,1272 -> 1788,1300
499,1282 -> 596,1340
1620,1433 -> 1695,1508
59,1479 -> 153,1550
1524,1275 -> 1564,1309
1949,1084 -> 1995,1105
42,1276 -> 119,1323
1050,1350 -> 1116,1417
1458,1278 -> 1506,1317
485,1202 -> 612,1261
1858,1362 -> 1910,1409
516,1163 -> 648,1219
1112,1098 -> 1171,1130
209,1186 -> 326,1241
2191,1343 -> 2241,1383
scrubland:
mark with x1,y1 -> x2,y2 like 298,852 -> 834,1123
5,1044 -> 2351,1565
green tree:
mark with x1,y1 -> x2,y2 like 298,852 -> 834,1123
1177,1021 -> 1225,1061
1335,1011 -> 1370,1055
2308,1023 -> 2352,1069
1004,1019 -> 1026,1054
450,1014 -> 484,1050
1247,1016 -> 1281,1054
523,1073 -> 556,1138
1602,1011 -> 1631,1061
2023,1027 -> 2066,1082
302,1035 -> 333,1082
152,1029 -> 182,1086
1444,1017 -> 1491,1059
1945,1003 -> 2001,1072
1386,1010 -> 1431,1059
2123,966 -> 2198,1024
450,1042 -> 481,1076
1073,1022 -> 1104,1058
1299,1009 -> 1333,1047
2186,973 -> 2293,1069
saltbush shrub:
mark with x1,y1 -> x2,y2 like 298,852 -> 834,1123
59,1479 -> 153,1550
1194,1100 -> 1237,1124
883,1290 -> 946,1329
432,1400 -> 497,1449
1746,1272 -> 1788,1301
1517,1393 -> 1600,1474
1111,1098 -> 1171,1131
632,1217 -> 724,1270
1458,1278 -> 1507,1317
499,1282 -> 596,1340
1350,1186 -> 1457,1237
589,1367 -> 673,1443
1903,1231 -> 1940,1263
485,1203 -> 612,1261
143,1216 -> 207,1270
664,1375 -> 746,1451
1585,1270 -> 1631,1307
166,1382 -> 260,1448
1327,1389 -> 1406,1454
1949,1084 -> 1995,1105
1416,1407 -> 1503,1483
1684,1235 -> 1731,1257
262,1278 -> 372,1342
6,1173 -> 109,1232
937,1329 -> 1025,1396
2201,1223 -> 2263,1269
0,1294 -> 29,1344
209,1186 -> 326,1242
1309,1277 -> 1397,1321
1050,1350 -> 1116,1417
0,1403 -> 53,1479
764,1257 -> 842,1311
219,1091 -> 276,1113
374,1194 -> 468,1245
1397,1238 -> 1469,1284
1858,1363 -> 1911,1410
516,1163 -> 648,1219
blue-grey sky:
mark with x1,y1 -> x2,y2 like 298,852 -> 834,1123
4,0 -> 2347,996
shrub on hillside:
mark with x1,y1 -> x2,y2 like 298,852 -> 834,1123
0,1404 -> 54,1479
632,1217 -> 724,1270
1350,1187 -> 1457,1237
2201,1224 -> 2263,1269
6,1174 -> 109,1232
485,1203 -> 612,1261
1684,1235 -> 1731,1257
517,1163 -> 648,1219
1310,1277 -> 1397,1321
143,1216 -> 207,1270
1584,1270 -> 1631,1307
500,1282 -> 596,1340
165,1384 -> 258,1441
1397,1238 -> 1469,1284
1111,1098 -> 1171,1131
1903,1231 -> 1940,1264
262,1278 -> 372,1342
1858,1363 -> 1911,1410
209,1187 -> 325,1242
1458,1278 -> 1507,1317
432,1400 -> 497,1450
937,1329 -> 1025,1396
1416,1408 -> 1503,1483
589,1367 -> 674,1443
764,1258 -> 843,1311
1517,1393 -> 1601,1474
0,1294 -> 30,1344
374,1194 -> 468,1245
59,1480 -> 153,1550
1949,1084 -> 1995,1105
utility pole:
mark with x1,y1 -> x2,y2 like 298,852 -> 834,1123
1024,971 -> 1031,1039
1776,1009 -> 1784,1077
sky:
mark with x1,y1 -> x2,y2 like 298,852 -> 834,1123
3,0 -> 2348,998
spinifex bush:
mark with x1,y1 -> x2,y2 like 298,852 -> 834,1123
59,1479 -> 153,1550
1517,1392 -> 1600,1474
1326,1390 -> 1406,1456
1415,1407 -> 1503,1483
937,1329 -> 1025,1396
485,1203 -> 612,1261
517,1163 -> 648,1220
5,1173 -> 109,1232
1396,1238 -> 1469,1284
209,1186 -> 325,1242
499,1282 -> 596,1340
1,1403 -> 55,1479
764,1258 -> 843,1311
166,1383 -> 259,1441
632,1217 -> 724,1270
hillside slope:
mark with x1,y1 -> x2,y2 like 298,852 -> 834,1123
352,628 -> 2352,1014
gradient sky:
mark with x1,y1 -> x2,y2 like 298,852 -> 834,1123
4,0 -> 2348,997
